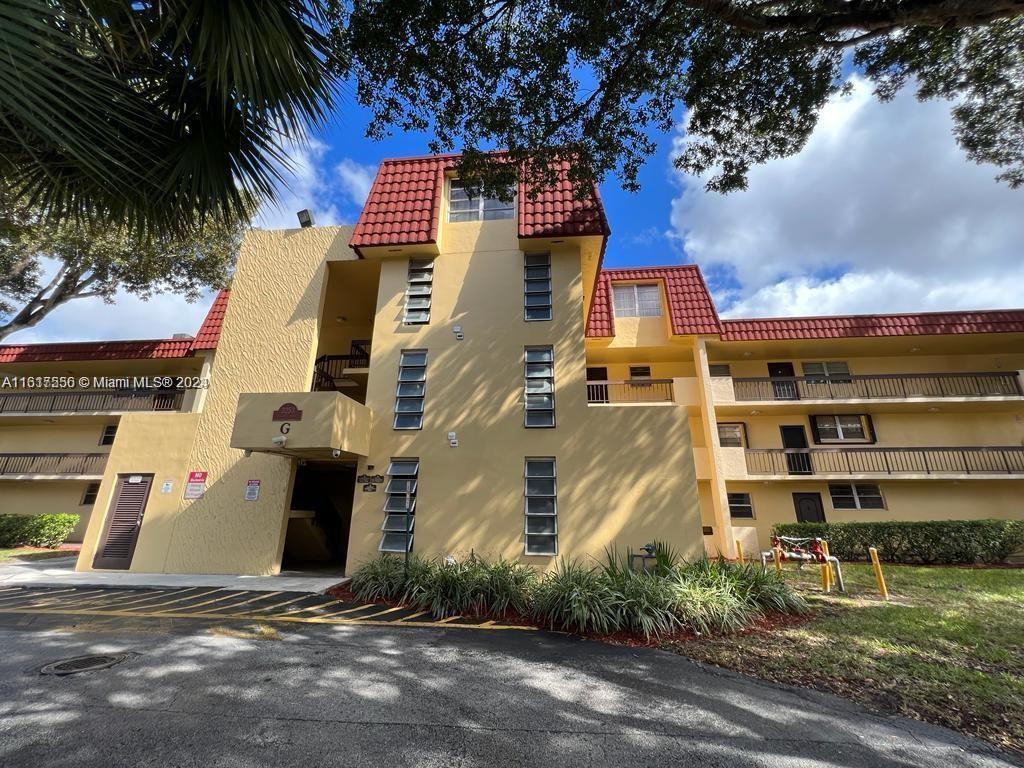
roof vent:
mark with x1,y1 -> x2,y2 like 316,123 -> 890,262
297,209 -> 315,228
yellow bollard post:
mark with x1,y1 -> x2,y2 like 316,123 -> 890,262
822,540 -> 837,586
869,547 -> 889,601
820,562 -> 830,592
735,539 -> 745,565
772,546 -> 783,575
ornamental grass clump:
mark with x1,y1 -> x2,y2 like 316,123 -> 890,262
477,557 -> 536,619
349,554 -> 408,602
531,559 -> 620,635
405,558 -> 485,619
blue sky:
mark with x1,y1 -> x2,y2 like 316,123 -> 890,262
10,75 -> 1024,344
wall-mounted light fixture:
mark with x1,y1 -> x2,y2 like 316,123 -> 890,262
297,209 -> 314,228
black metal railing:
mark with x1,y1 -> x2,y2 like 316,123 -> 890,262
0,389 -> 185,414
731,371 -> 1022,401
744,446 -> 1024,476
313,344 -> 371,392
586,379 -> 674,404
0,453 -> 108,476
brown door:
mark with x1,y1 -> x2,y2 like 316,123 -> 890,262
793,492 -> 826,523
768,361 -> 798,400
93,474 -> 153,570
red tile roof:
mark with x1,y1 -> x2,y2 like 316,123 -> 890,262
720,309 -> 1024,341
0,290 -> 230,364
586,266 -> 722,338
191,289 -> 230,350
349,153 -> 609,251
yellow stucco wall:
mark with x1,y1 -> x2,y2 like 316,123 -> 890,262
345,218 -> 704,569
76,226 -> 357,574
720,479 -> 1024,550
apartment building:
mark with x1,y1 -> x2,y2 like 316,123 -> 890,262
0,153 -> 1021,575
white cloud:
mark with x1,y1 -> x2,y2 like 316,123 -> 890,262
672,76 -> 1024,318
335,158 -> 377,206
254,137 -> 341,230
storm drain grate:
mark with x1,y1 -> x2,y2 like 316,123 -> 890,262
39,653 -> 134,676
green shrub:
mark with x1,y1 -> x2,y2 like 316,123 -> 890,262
405,558 -> 484,619
773,520 -> 1024,564
0,514 -> 79,548
531,559 -> 620,634
349,554 -> 409,602
476,557 -> 536,618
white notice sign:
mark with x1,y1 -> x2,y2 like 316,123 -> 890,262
245,479 -> 261,501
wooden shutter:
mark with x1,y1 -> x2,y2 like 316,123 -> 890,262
92,474 -> 153,570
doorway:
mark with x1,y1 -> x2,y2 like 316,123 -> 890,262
780,425 -> 812,475
768,361 -> 798,400
793,492 -> 826,523
93,474 -> 153,570
284,462 -> 356,573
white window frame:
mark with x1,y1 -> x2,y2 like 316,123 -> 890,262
828,483 -> 886,510
524,347 -> 555,428
611,283 -> 662,318
812,414 -> 871,443
380,458 -> 419,552
524,253 -> 552,321
727,492 -> 754,519
404,259 -> 434,325
447,180 -> 516,222
524,458 -> 557,556
394,350 -> 427,430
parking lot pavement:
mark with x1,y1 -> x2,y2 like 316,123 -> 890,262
0,614 -> 1020,768
0,585 -> 534,630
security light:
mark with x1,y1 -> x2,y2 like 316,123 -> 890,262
297,209 -> 314,228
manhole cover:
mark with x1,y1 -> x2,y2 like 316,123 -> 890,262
39,653 -> 133,676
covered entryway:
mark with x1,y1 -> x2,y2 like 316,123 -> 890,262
92,474 -> 153,570
283,461 -> 356,573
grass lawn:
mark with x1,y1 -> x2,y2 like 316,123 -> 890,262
663,563 -> 1024,754
0,547 -> 74,564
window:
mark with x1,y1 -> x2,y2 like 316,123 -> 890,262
81,482 -> 101,506
629,365 -> 652,379
524,347 -> 555,427
394,350 -> 427,429
524,458 -> 557,555
99,425 -> 117,446
802,361 -> 851,382
829,483 -> 885,510
524,253 -> 552,321
708,364 -> 732,377
380,459 -> 419,552
717,423 -> 746,448
811,414 -> 873,443
404,258 -> 434,324
448,180 -> 515,222
728,492 -> 754,519
612,284 -> 662,317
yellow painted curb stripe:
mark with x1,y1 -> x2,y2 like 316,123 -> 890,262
118,588 -> 221,611
150,591 -> 247,615
437,615 -> 463,624
0,588 -> 79,605
315,603 -> 376,619
0,588 -> 103,608
73,587 -> 199,611
0,605 -> 537,630
400,610 -> 429,621
273,599 -> 345,618
245,594 -> 310,613
49,588 -> 179,610
192,591 -> 283,615
357,605 -> 407,620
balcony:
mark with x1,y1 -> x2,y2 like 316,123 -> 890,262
586,379 -> 675,405
729,371 -> 1022,403
0,452 -> 107,479
743,446 -> 1024,478
0,389 -> 185,415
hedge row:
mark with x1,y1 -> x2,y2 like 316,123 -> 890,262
0,514 -> 79,548
773,519 -> 1024,564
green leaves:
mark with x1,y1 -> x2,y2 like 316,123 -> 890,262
330,0 -> 1024,194
0,0 -> 340,237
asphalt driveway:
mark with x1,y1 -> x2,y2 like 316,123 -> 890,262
0,612 -> 1019,768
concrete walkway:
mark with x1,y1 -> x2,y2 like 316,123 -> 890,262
0,556 -> 347,593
